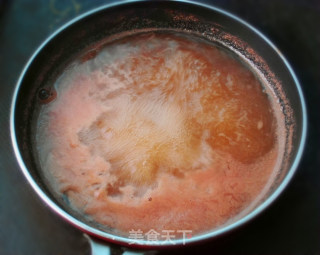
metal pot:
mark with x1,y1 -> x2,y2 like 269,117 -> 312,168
10,0 -> 307,254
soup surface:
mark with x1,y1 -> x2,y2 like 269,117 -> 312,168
36,32 -> 282,239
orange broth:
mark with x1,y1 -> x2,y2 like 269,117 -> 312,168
36,32 -> 283,237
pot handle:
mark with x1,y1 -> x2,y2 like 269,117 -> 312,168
84,234 -> 149,255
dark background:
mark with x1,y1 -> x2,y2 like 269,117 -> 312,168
0,0 -> 319,254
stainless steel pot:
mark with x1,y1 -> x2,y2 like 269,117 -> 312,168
10,0 -> 307,254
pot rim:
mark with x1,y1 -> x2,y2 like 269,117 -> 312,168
10,0 -> 307,248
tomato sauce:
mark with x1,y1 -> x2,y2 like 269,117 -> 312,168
36,32 -> 283,237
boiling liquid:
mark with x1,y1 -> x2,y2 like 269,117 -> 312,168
36,32 -> 283,237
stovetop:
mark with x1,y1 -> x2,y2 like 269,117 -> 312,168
0,0 -> 319,254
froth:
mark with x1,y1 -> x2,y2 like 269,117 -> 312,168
36,32 -> 281,237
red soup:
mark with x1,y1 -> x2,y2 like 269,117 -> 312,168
36,32 -> 285,238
